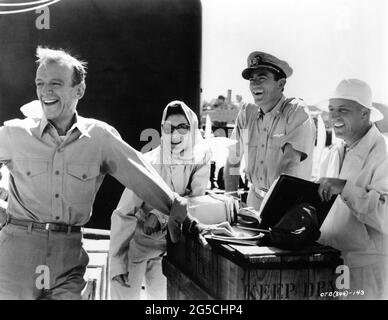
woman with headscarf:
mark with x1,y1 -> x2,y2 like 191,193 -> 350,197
109,100 -> 212,300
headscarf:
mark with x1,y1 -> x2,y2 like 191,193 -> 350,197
161,100 -> 206,163
149,100 -> 211,194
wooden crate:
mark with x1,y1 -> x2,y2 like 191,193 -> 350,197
163,235 -> 343,300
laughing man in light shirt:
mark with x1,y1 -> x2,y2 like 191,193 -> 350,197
317,79 -> 388,299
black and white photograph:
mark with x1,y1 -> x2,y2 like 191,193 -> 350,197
0,0 -> 387,307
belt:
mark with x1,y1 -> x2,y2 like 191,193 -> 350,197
7,217 -> 82,233
250,184 -> 268,198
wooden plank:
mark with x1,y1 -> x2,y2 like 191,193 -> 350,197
216,254 -> 248,299
307,252 -> 341,300
279,255 -> 310,299
166,236 -> 187,269
166,235 -> 343,300
247,268 -> 281,300
163,258 -> 214,300
194,242 -> 219,297
184,235 -> 198,276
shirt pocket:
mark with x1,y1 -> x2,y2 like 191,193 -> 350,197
12,158 -> 49,204
65,162 -> 100,204
268,132 -> 284,151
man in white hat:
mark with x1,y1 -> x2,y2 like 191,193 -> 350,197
225,51 -> 316,210
317,78 -> 388,299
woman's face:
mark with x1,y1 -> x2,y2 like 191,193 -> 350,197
163,114 -> 190,150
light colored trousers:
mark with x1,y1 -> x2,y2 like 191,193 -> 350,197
347,261 -> 388,300
0,223 -> 89,300
110,233 -> 167,300
110,254 -> 166,300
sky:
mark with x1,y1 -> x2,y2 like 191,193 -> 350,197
201,0 -> 388,106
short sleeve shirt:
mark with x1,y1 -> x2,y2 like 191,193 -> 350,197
230,95 -> 316,190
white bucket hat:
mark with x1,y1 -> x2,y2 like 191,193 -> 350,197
319,79 -> 384,122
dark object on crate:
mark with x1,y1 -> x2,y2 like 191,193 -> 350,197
259,174 -> 337,230
259,203 -> 321,249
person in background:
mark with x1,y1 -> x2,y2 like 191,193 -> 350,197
224,51 -> 316,210
213,95 -> 227,110
317,79 -> 388,299
109,100 -> 214,300
234,94 -> 244,110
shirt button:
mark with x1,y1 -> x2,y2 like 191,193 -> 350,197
55,194 -> 59,198
260,177 -> 263,180
263,128 -> 267,132
260,160 -> 264,164
82,174 -> 87,179
55,170 -> 60,175
26,171 -> 31,176
261,144 -> 264,148
55,216 -> 60,220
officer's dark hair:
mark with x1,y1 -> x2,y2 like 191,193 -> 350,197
267,69 -> 286,92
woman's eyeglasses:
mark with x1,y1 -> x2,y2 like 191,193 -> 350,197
162,123 -> 191,135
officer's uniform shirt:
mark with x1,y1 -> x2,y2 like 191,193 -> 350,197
230,95 -> 316,192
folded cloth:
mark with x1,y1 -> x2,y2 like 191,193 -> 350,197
187,194 -> 238,225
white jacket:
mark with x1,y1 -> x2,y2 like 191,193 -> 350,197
318,125 -> 388,298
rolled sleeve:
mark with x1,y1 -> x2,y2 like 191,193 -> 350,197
281,105 -> 316,161
229,107 -> 246,162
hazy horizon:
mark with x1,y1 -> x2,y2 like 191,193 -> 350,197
201,0 -> 388,106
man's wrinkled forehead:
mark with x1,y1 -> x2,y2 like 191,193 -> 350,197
328,98 -> 364,110
35,61 -> 73,80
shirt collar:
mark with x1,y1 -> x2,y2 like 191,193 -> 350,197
344,139 -> 361,153
257,95 -> 285,119
39,115 -> 50,137
345,125 -> 380,161
69,113 -> 91,138
39,112 -> 91,138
